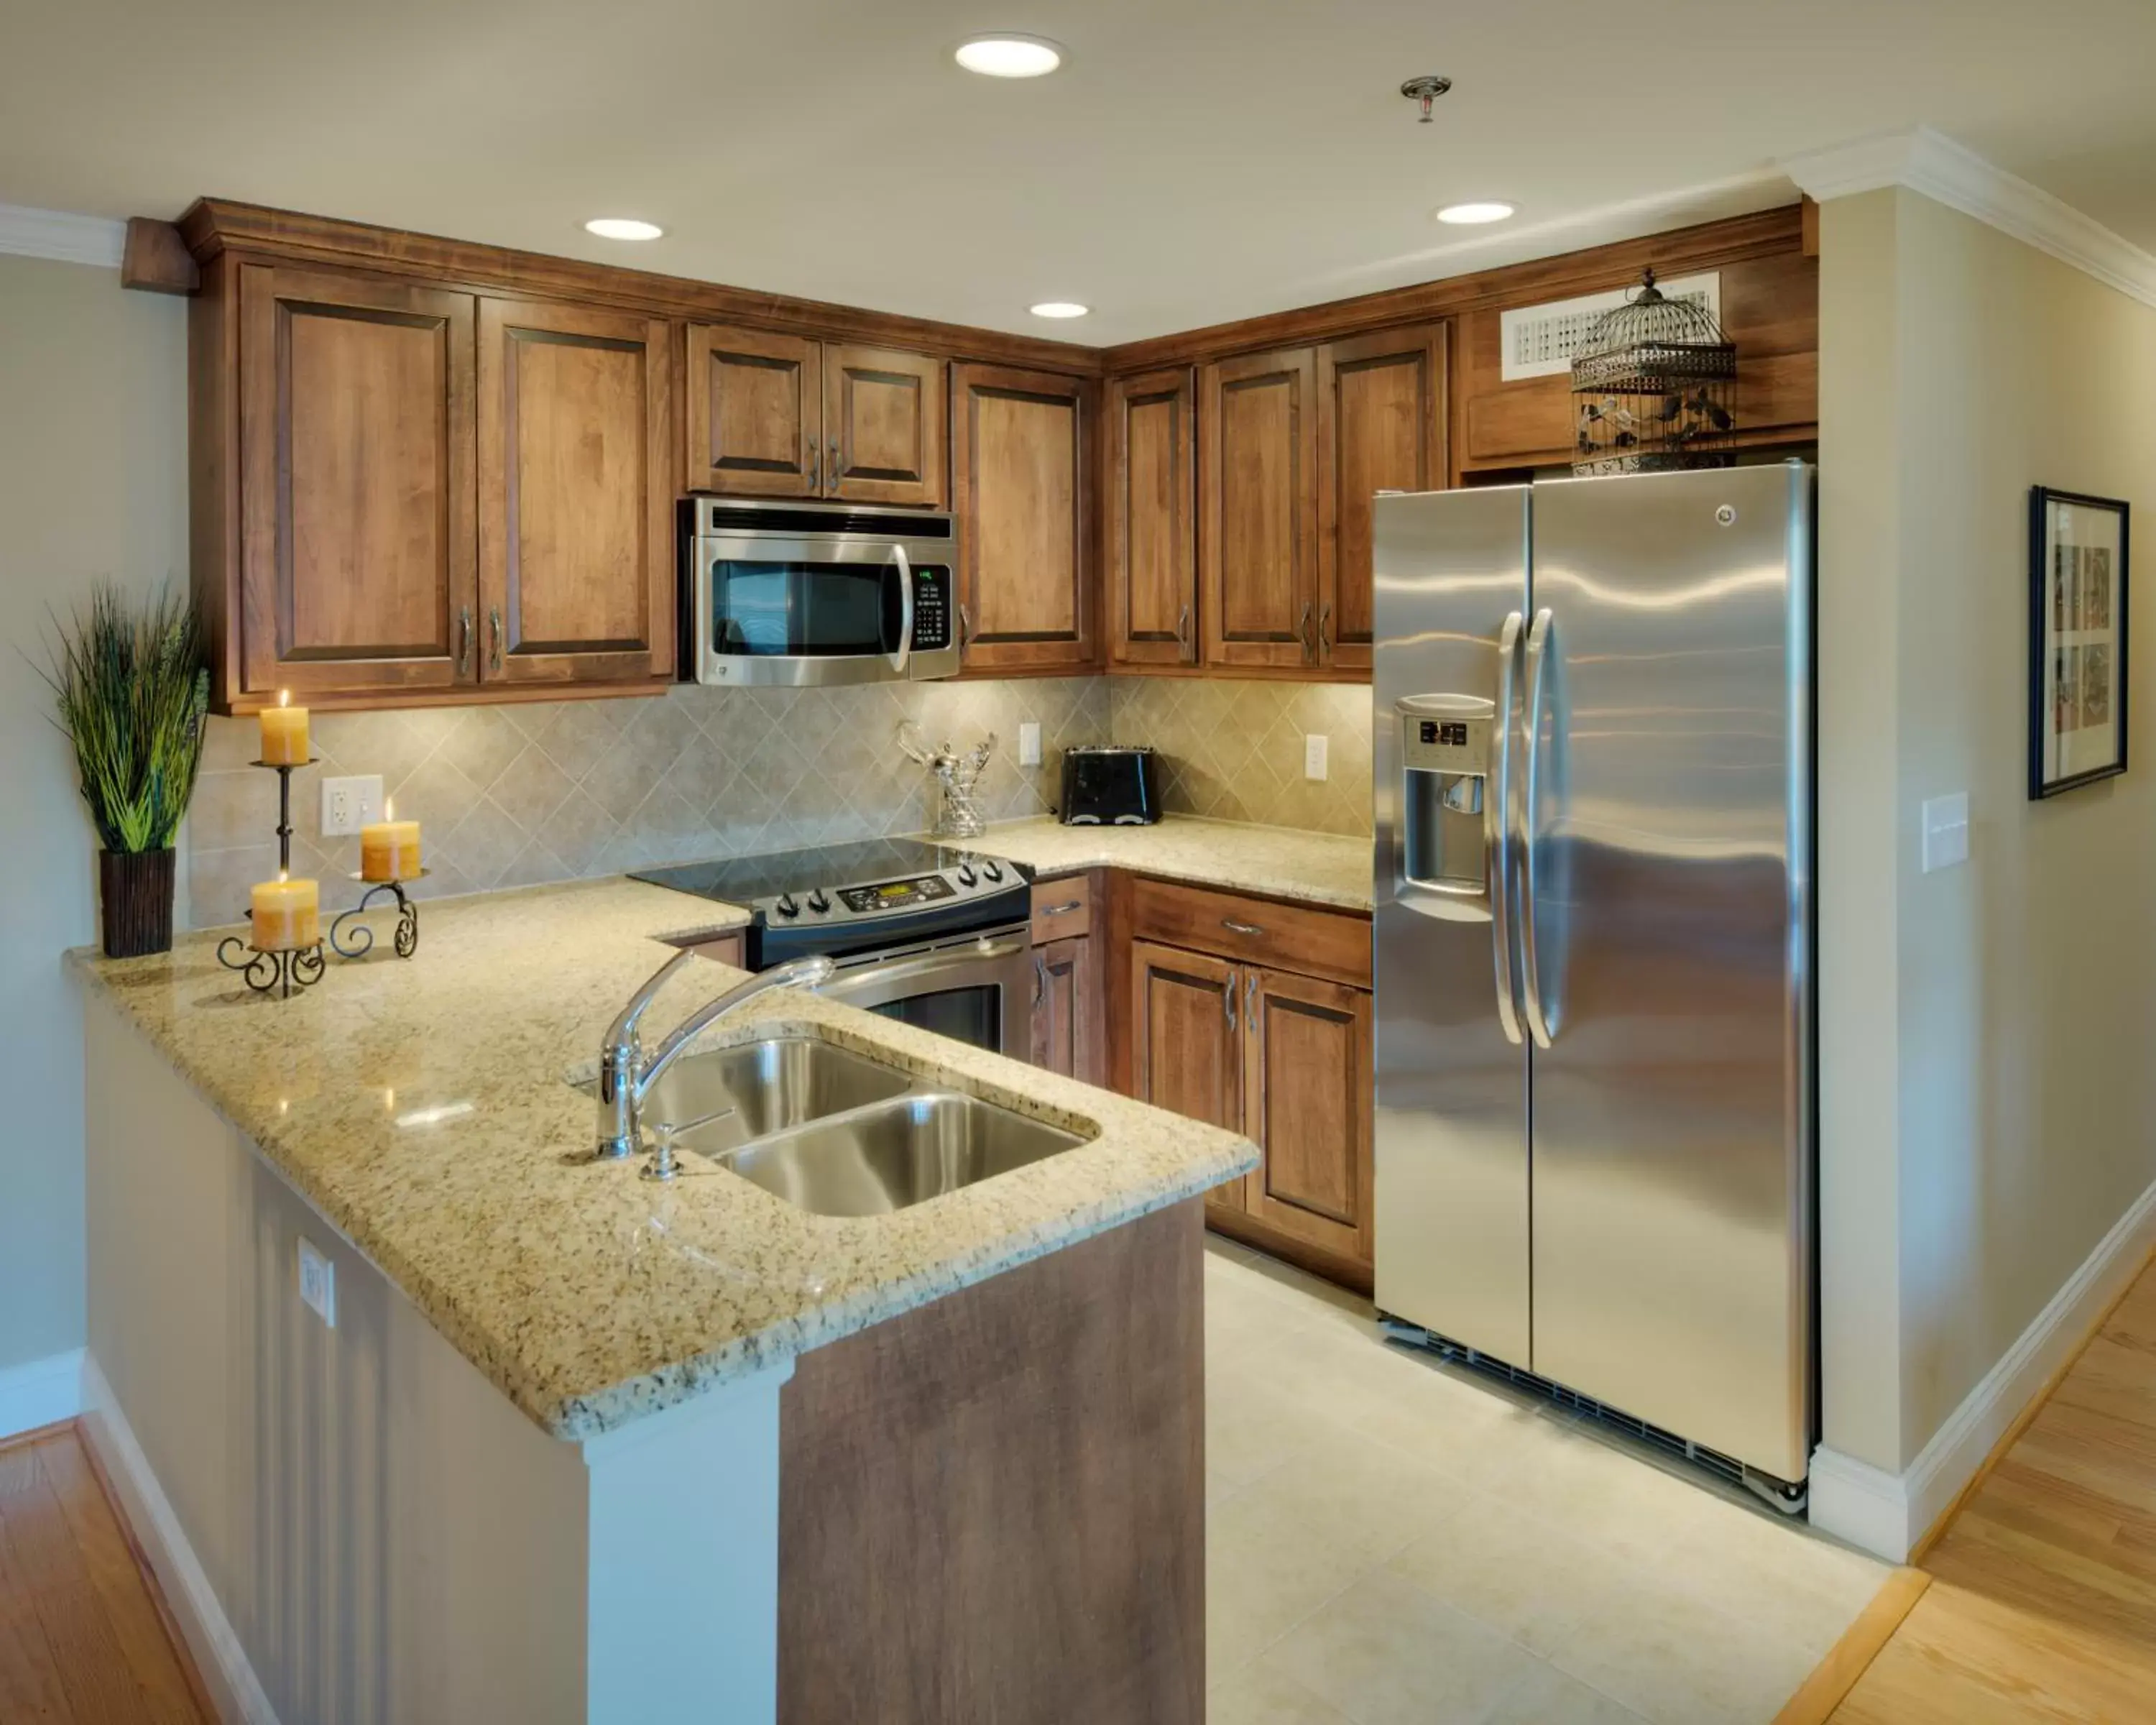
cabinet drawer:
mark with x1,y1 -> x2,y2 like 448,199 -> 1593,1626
1030,873 -> 1095,942
1128,877 -> 1370,988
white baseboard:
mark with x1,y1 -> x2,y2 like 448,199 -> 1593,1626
1812,1174 -> 2156,1560
80,1355 -> 280,1725
0,1346 -> 84,1440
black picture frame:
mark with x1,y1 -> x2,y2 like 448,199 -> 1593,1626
2029,486 -> 2131,799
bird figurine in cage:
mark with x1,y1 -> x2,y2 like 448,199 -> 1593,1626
1570,267 -> 1737,475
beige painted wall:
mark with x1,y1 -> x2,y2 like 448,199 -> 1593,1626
1819,188 -> 2156,1471
0,254 -> 188,1374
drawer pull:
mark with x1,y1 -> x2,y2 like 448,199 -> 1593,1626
1222,918 -> 1264,937
1041,899 -> 1083,917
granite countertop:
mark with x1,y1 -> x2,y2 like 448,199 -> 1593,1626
962,814 -> 1373,912
71,877 -> 1254,1441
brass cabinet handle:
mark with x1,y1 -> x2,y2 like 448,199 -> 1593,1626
1319,603 -> 1332,657
1222,918 -> 1264,937
826,436 -> 841,490
1041,900 -> 1082,917
1176,602 -> 1192,659
489,605 -> 504,671
1298,601 -> 1316,662
458,606 -> 473,675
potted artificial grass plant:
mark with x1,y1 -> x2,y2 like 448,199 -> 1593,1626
44,585 -> 209,957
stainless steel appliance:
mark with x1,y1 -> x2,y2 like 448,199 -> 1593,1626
682,498 -> 960,686
1373,462 -> 1814,1496
1059,745 -> 1164,826
633,838 -> 1033,1056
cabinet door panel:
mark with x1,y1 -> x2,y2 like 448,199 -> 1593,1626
1318,324 -> 1446,672
825,344 -> 946,506
479,298 -> 673,686
1243,968 -> 1373,1265
1107,368 -> 1197,666
1202,347 -> 1318,669
953,364 -> 1091,671
1031,934 -> 1103,1087
1129,939 -> 1240,1137
685,323 -> 821,496
237,263 -> 476,698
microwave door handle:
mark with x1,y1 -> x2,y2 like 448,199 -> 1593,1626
888,544 -> 913,677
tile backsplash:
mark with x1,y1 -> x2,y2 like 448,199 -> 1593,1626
185,676 -> 1373,928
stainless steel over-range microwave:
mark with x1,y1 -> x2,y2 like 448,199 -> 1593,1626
681,497 -> 960,686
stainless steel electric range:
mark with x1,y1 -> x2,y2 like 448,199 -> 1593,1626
633,838 -> 1036,1057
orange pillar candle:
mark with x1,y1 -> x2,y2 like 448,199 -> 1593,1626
250,873 -> 320,951
359,800 -> 423,882
259,689 -> 310,765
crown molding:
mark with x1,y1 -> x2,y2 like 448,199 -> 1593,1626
1781,126 -> 2156,311
0,201 -> 126,268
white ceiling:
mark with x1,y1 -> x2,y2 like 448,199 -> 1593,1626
5,0 -> 2155,344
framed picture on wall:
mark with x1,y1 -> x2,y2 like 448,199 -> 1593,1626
2030,487 -> 2131,799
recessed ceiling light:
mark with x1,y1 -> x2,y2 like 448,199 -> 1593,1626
584,217 -> 664,242
1434,201 -> 1516,226
954,34 -> 1064,78
1029,301 -> 1089,319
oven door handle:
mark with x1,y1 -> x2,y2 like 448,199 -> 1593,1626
827,939 -> 1028,995
888,543 -> 913,678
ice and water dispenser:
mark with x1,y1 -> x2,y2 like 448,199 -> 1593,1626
1394,694 -> 1497,907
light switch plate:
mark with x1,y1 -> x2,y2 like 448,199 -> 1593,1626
1921,792 -> 1970,873
298,1236 -> 336,1328
1304,734 -> 1329,781
321,775 -> 384,837
1018,722 -> 1042,768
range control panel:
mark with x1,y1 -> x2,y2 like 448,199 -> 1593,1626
837,874 -> 956,914
911,569 -> 953,651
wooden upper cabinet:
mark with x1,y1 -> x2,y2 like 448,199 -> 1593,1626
952,363 -> 1091,671
233,262 -> 477,701
1317,324 -> 1447,673
477,297 -> 674,686
825,344 -> 946,507
1201,346 -> 1319,671
1106,368 -> 1197,667
1240,967 -> 1373,1266
685,323 -> 821,496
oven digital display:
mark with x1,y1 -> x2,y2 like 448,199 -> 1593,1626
837,874 -> 955,914
1419,720 -> 1470,748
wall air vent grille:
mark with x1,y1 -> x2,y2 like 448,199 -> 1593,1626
1500,272 -> 1721,381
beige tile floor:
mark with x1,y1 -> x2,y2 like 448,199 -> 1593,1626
1202,1238 -> 1890,1725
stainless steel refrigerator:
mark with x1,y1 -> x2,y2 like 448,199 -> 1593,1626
1372,461 -> 1814,1492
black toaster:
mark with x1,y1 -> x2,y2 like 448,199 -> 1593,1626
1059,745 -> 1163,826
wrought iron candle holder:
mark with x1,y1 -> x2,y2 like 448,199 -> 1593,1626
252,755 -> 318,873
330,873 -> 427,960
216,937 -> 325,998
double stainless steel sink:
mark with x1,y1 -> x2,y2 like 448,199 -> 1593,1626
586,1035 -> 1090,1217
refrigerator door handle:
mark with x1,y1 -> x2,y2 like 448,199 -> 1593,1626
1518,606 -> 1557,1050
1488,611 -> 1525,1046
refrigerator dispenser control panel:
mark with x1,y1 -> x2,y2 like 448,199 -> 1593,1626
1399,710 -> 1491,775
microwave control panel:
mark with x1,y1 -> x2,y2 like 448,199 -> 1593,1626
911,569 -> 953,650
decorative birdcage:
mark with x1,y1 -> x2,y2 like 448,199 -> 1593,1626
1570,268 -> 1737,475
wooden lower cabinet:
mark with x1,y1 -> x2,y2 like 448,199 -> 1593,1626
1120,892 -> 1375,1287
1031,932 -> 1104,1087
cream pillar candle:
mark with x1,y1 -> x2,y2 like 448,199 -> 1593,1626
259,689 -> 310,765
359,799 -> 423,882
251,873 -> 320,951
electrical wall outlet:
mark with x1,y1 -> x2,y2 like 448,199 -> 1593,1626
321,775 -> 384,837
1304,734 -> 1330,781
1921,792 -> 1970,873
297,1236 -> 336,1328
1018,722 -> 1042,768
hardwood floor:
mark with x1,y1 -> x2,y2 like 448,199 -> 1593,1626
1829,1254 -> 2156,1722
0,1422 -> 208,1724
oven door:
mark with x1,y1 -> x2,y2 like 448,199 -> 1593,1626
692,536 -> 957,686
821,929 -> 1033,1058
